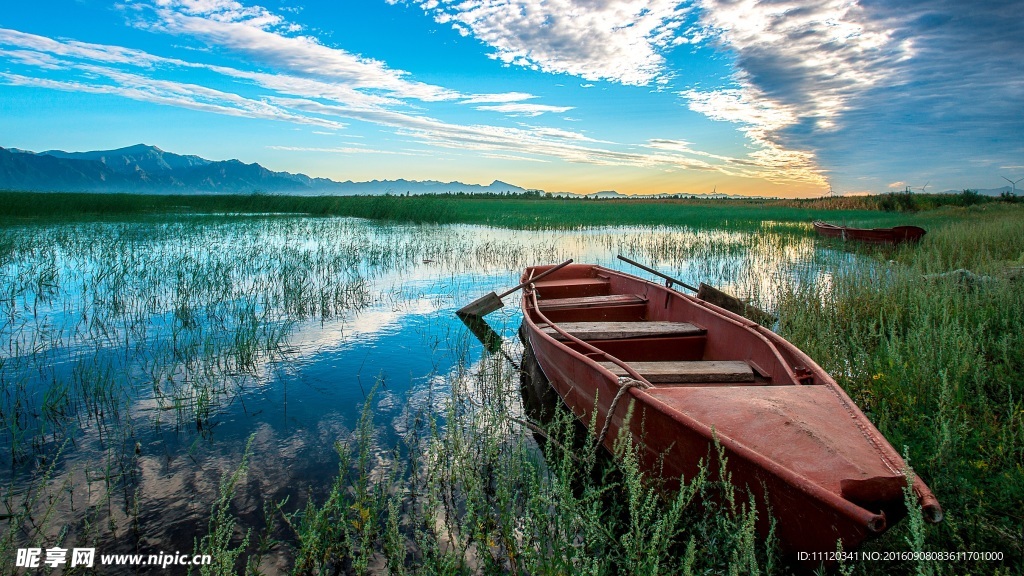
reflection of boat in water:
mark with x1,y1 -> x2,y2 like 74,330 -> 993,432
813,221 -> 926,244
518,263 -> 942,556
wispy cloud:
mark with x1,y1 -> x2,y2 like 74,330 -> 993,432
131,0 -> 462,102
262,96 -> 729,172
681,89 -> 795,136
266,145 -> 420,156
460,92 -> 536,104
474,102 -> 574,117
479,152 -> 550,163
0,47 -> 63,69
0,27 -> 174,67
461,91 -> 574,115
127,1 -> 580,116
679,87 -> 823,185
0,70 -> 346,129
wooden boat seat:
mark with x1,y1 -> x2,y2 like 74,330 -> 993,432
598,360 -> 756,384
541,321 -> 705,341
531,277 -> 611,298
537,294 -> 647,311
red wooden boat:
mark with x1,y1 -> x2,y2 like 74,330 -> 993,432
813,221 -> 926,244
519,263 -> 941,555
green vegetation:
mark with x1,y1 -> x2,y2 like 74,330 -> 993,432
1,189 -> 1016,228
194,436 -> 256,576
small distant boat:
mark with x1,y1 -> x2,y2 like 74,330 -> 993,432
519,263 -> 942,556
813,221 -> 926,244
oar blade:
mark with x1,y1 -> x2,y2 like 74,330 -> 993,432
456,292 -> 504,317
457,258 -> 573,317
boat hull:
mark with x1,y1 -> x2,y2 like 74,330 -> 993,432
519,263 -> 941,557
813,221 -> 926,244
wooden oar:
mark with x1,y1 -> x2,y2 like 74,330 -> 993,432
616,255 -> 698,292
457,259 -> 573,317
617,254 -> 776,324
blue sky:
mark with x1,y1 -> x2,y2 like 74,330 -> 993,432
1,0 -> 1021,197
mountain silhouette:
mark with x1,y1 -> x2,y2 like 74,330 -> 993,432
0,144 -> 529,196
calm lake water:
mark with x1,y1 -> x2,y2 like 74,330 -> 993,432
0,216 -> 847,566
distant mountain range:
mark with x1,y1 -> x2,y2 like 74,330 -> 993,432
1,144 -> 1016,198
0,144 -> 528,196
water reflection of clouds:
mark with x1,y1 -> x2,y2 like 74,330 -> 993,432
282,295 -> 439,358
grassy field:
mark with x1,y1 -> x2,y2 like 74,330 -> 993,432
0,189 -> 1014,229
1,195 -> 1021,574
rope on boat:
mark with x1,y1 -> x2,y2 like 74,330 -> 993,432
596,377 -> 650,448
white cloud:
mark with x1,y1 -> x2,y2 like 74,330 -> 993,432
2,27 -> 632,168
0,48 -> 64,69
0,27 -> 175,67
668,0 -> 911,187
134,0 -> 462,102
263,96 -> 723,172
682,0 -> 1024,192
153,0 -> 289,31
129,2 -> 574,115
206,65 -> 406,110
1,70 -> 344,129
474,102 -> 573,117
682,88 -> 794,134
694,0 -> 904,131
401,0 -> 691,86
479,152 -> 549,163
677,87 -> 826,185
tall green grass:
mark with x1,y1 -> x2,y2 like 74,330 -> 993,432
3,190 -> 1005,229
